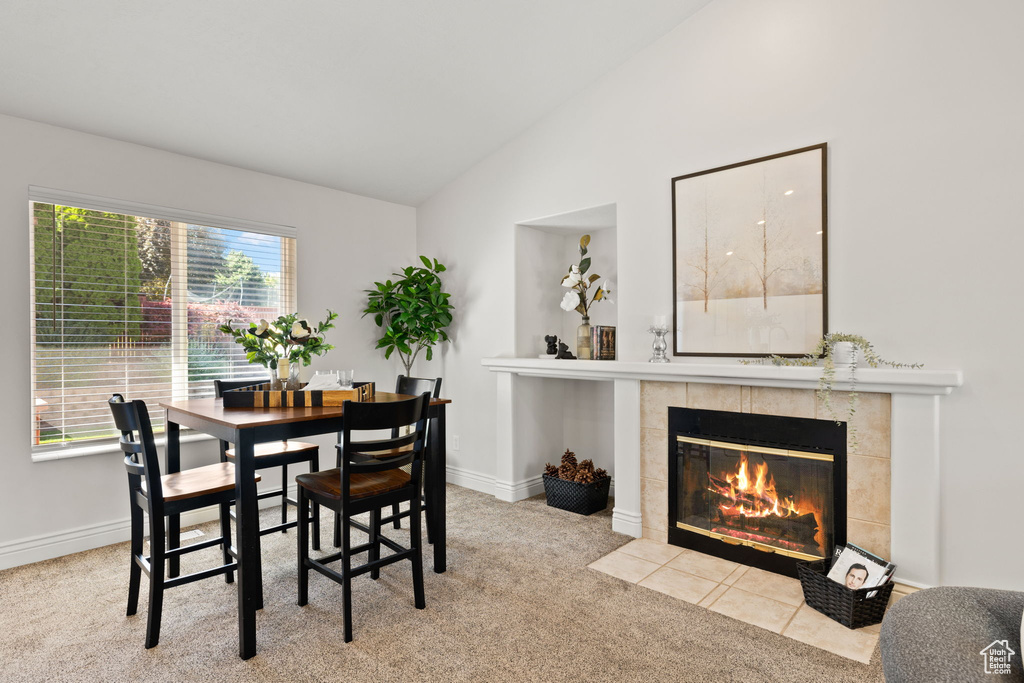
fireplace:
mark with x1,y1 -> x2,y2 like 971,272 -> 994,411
668,407 -> 847,578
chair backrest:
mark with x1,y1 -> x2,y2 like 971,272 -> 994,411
108,394 -> 165,516
339,393 -> 431,497
395,375 -> 442,399
214,378 -> 266,399
393,376 -> 440,439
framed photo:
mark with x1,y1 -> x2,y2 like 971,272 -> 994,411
672,143 -> 827,357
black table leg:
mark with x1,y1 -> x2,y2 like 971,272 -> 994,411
429,405 -> 447,573
234,429 -> 261,660
166,419 -> 181,579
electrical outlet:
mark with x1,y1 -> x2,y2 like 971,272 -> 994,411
452,435 -> 460,451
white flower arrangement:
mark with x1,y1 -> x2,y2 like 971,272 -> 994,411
559,235 -> 612,318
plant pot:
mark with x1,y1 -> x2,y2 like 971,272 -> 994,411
831,341 -> 857,367
542,474 -> 610,515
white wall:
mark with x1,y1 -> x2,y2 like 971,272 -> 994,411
0,114 -> 416,567
416,0 -> 1024,589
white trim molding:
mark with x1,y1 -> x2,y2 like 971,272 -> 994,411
28,186 -> 297,238
0,483 -> 296,571
481,357 -> 962,395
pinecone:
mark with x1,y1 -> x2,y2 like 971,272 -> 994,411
574,468 -> 595,484
544,463 -> 559,478
558,462 -> 577,481
595,467 -> 609,481
577,459 -> 595,476
560,449 -> 577,468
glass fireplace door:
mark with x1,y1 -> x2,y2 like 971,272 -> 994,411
676,437 -> 835,561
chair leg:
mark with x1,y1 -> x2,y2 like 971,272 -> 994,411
280,463 -> 289,532
308,453 -> 320,551
297,488 -> 309,607
146,520 -> 166,648
410,494 -> 426,610
334,450 -> 343,548
127,505 -> 143,616
423,494 -> 434,545
392,502 -> 401,529
312,500 -> 321,552
369,509 -> 380,580
342,510 -> 354,642
219,502 -> 234,584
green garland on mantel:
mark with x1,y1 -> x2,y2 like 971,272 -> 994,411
740,333 -> 922,451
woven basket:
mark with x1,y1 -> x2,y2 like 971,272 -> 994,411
542,474 -> 610,515
797,559 -> 895,629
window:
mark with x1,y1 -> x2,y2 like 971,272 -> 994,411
30,189 -> 296,451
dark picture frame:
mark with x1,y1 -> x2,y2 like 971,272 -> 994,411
671,143 -> 828,357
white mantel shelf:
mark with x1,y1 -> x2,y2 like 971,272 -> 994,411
483,356 -> 963,587
481,357 -> 963,395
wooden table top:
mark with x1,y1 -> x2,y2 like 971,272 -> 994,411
160,392 -> 451,430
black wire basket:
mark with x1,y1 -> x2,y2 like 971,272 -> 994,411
797,559 -> 895,629
542,474 -> 610,515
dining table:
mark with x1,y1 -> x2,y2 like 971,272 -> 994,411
159,391 -> 452,660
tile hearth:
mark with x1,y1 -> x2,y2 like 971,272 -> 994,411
589,538 -> 916,664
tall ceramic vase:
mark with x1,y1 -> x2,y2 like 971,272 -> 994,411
576,316 -> 592,360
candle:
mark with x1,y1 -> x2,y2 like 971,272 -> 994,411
277,358 -> 289,380
653,315 -> 667,328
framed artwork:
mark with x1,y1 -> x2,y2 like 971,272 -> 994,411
671,143 -> 827,357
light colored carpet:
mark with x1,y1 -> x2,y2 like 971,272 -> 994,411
0,486 -> 883,681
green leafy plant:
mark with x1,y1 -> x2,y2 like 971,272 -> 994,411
559,234 -> 614,318
218,310 -> 337,370
741,333 -> 921,450
363,256 -> 454,375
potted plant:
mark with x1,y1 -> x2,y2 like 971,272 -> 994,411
742,333 -> 921,450
559,235 -> 614,359
218,310 -> 337,389
542,449 -> 611,515
363,256 -> 454,375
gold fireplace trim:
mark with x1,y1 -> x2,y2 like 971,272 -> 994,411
675,522 -> 825,562
676,436 -> 834,463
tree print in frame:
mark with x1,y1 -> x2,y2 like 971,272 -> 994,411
671,143 -> 827,357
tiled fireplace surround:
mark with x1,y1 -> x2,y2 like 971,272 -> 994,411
482,358 -> 963,588
482,359 -> 962,662
640,382 -> 891,559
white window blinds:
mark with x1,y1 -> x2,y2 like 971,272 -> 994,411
30,194 -> 296,451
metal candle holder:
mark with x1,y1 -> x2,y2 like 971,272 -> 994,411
648,325 -> 670,363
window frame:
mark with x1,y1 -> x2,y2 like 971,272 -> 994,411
28,187 -> 297,460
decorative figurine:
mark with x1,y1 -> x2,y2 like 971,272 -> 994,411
544,334 -> 559,356
555,341 -> 576,359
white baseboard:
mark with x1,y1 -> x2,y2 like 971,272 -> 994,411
3,468 -> 629,571
494,474 -> 545,502
444,464 -> 496,495
612,508 -> 643,537
458,465 -> 615,505
0,484 -> 299,572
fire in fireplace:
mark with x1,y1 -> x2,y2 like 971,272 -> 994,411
669,408 -> 846,578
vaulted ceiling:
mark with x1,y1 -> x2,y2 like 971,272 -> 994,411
0,0 -> 710,205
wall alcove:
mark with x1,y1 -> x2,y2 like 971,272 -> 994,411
512,203 -> 618,494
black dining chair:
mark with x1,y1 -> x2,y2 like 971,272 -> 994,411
388,375 -> 441,533
109,394 -> 257,649
214,379 -> 320,548
333,375 -> 441,544
296,393 -> 431,642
